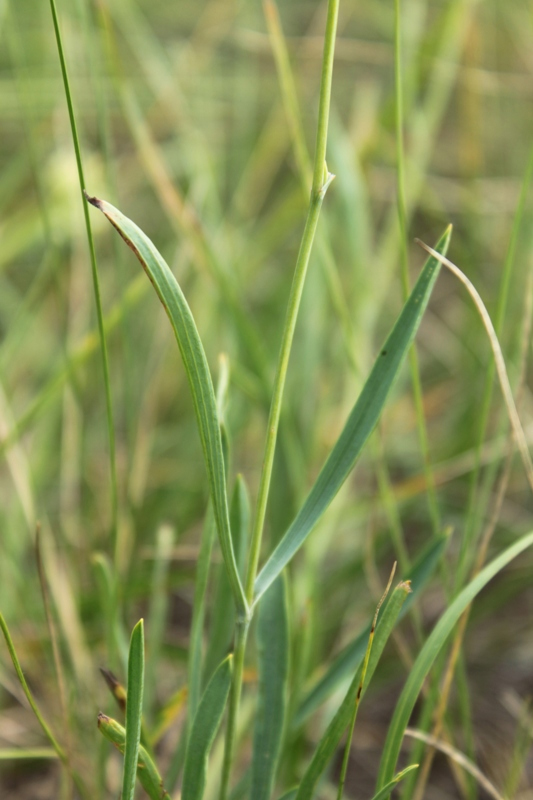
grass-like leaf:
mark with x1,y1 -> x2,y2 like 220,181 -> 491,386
294,529 -> 449,726
98,714 -> 169,800
85,193 -> 247,617
370,765 -> 419,800
182,655 -> 233,800
250,575 -> 290,800
254,226 -> 451,602
123,619 -> 145,800
295,581 -> 411,800
376,528 -> 533,790
204,475 -> 250,685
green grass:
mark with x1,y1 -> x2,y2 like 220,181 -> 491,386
1,0 -> 533,799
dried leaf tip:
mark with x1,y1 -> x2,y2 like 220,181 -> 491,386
97,712 -> 110,728
398,580 -> 412,593
83,189 -> 102,209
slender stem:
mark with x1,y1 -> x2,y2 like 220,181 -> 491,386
394,0 -> 440,536
218,2 -> 340,798
48,0 -> 118,559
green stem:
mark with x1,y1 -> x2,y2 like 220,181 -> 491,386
48,0 -> 118,560
218,2 -> 340,798
394,0 -> 440,535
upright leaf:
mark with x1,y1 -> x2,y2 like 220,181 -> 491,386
182,655 -> 233,800
86,194 -> 247,615
123,619 -> 145,800
376,529 -> 533,789
295,582 -> 410,800
204,475 -> 250,685
254,226 -> 451,601
250,575 -> 290,800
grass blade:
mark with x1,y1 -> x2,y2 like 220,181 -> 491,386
254,226 -> 451,602
85,193 -> 247,617
123,619 -> 145,800
250,575 -> 290,800
204,475 -> 250,685
376,529 -> 533,790
369,765 -> 419,800
98,714 -> 169,800
182,655 -> 233,800
295,581 -> 411,800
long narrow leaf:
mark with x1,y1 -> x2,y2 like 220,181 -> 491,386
204,475 -> 250,685
295,582 -> 411,800
376,529 -> 533,789
295,532 -> 449,726
85,194 -> 247,616
254,226 -> 451,601
369,765 -> 419,800
98,714 -> 169,800
123,619 -> 145,800
182,655 -> 233,800
250,575 -> 290,800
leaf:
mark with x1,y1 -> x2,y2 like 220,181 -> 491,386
295,582 -> 410,800
204,475 -> 250,685
188,507 -> 217,726
123,619 -> 145,800
369,765 -> 419,800
250,575 -> 290,800
254,226 -> 451,602
376,529 -> 533,790
98,714 -> 169,800
182,655 -> 233,800
294,532 -> 449,726
85,194 -> 247,616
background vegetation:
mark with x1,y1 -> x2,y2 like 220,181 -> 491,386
1,0 -> 533,798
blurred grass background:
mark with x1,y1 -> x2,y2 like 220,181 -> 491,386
1,0 -> 533,797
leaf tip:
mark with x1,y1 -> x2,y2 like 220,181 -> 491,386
83,189 -> 103,210
398,580 -> 412,594
97,712 -> 110,728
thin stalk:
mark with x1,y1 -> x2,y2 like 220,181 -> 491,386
456,141 -> 533,590
48,0 -> 118,560
219,1 -> 340,798
394,0 -> 440,536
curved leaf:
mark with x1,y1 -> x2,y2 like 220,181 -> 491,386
376,529 -> 533,790
250,575 -> 290,800
295,582 -> 410,800
85,193 -> 247,616
123,619 -> 145,800
254,226 -> 451,602
182,655 -> 233,800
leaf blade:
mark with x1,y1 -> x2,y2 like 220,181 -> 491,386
86,194 -> 247,616
182,655 -> 233,800
254,226 -> 451,602
250,575 -> 290,800
122,619 -> 145,800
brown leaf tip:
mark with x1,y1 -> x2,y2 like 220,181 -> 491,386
83,189 -> 103,209
97,712 -> 109,728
